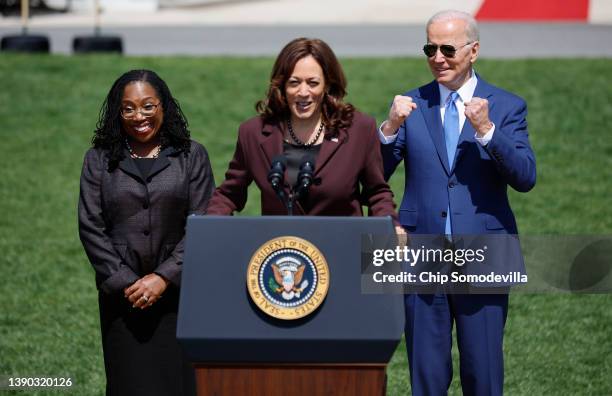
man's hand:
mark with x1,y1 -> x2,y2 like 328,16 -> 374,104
464,97 -> 493,137
395,225 -> 410,248
124,273 -> 169,309
382,95 -> 418,136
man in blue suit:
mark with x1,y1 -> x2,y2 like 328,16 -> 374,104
379,10 -> 536,396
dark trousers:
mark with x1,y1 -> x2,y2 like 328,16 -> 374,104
404,293 -> 508,396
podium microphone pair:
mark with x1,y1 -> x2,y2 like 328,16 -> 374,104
267,155 -> 315,215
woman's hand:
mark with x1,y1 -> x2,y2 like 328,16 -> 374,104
124,273 -> 169,309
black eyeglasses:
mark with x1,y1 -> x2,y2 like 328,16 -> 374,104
423,42 -> 473,58
120,103 -> 160,119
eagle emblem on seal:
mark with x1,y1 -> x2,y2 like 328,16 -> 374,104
270,257 -> 309,300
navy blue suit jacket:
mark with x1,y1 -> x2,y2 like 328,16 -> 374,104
381,76 -> 536,236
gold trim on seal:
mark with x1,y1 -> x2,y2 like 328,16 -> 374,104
246,236 -> 330,320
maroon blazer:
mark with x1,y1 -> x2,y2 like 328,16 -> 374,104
207,111 -> 397,221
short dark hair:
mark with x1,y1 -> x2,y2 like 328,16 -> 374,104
92,69 -> 191,170
256,38 -> 354,135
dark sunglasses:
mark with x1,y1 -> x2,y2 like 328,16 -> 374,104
423,42 -> 473,58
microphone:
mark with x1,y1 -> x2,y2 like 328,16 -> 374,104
267,155 -> 286,191
295,155 -> 316,199
268,155 -> 290,213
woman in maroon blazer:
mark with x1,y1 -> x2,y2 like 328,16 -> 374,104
207,37 -> 398,223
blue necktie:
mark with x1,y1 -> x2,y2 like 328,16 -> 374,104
444,91 -> 460,168
444,92 -> 459,235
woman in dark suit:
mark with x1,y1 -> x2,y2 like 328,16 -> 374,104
78,69 -> 215,396
206,37 -> 398,225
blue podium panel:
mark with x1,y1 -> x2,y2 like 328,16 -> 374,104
177,216 -> 404,364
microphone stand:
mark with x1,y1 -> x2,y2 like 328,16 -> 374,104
287,194 -> 294,216
268,155 -> 316,216
292,156 -> 315,213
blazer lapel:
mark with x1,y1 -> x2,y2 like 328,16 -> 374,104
314,131 -> 345,177
452,76 -> 494,172
419,82 -> 451,175
118,148 -> 144,182
452,119 -> 475,174
259,122 -> 283,169
147,146 -> 175,180
118,146 -> 177,183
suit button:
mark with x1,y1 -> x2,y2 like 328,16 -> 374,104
143,203 -> 149,209
143,230 -> 150,236
441,211 -> 447,218
448,181 -> 455,188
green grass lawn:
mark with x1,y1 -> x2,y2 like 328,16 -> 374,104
1,55 -> 611,395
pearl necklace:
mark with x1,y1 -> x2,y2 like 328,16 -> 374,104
124,138 -> 161,159
287,118 -> 324,147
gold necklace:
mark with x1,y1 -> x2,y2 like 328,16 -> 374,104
124,138 -> 161,158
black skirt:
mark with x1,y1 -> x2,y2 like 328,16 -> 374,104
98,288 -> 196,396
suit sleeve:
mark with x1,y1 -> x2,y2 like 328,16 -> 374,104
205,128 -> 254,215
484,98 -> 536,192
380,119 -> 407,181
154,143 -> 216,286
360,117 -> 399,222
78,149 -> 139,294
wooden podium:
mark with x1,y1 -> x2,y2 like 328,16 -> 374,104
194,363 -> 386,396
178,216 -> 404,396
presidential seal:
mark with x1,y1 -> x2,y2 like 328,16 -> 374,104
246,236 -> 330,320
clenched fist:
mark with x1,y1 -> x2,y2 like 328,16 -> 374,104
464,97 -> 493,137
382,95 -> 418,136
